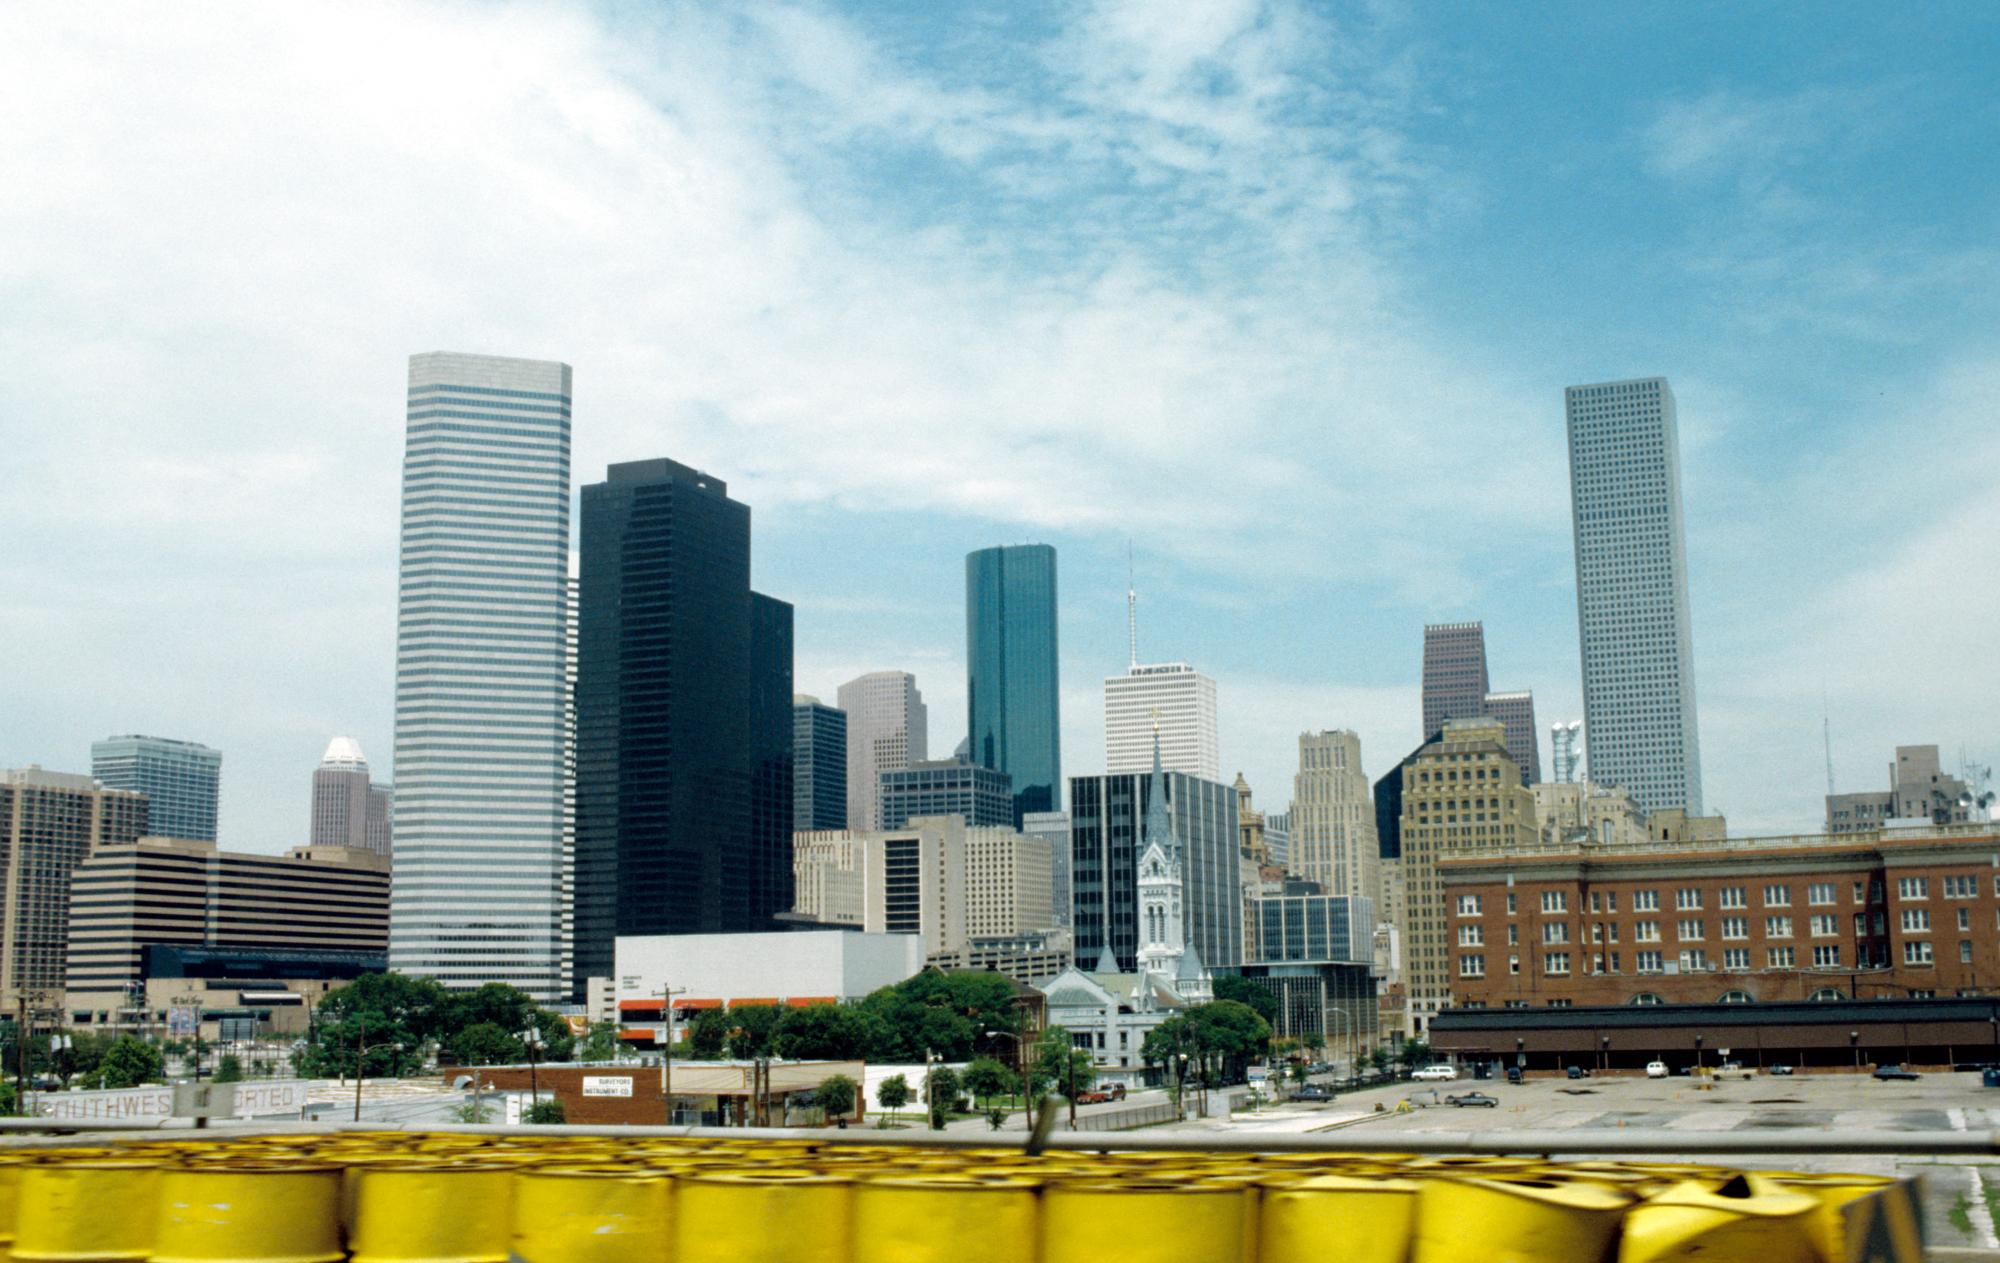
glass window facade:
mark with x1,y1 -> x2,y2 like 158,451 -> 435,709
90,736 -> 221,843
877,760 -> 1012,830
966,545 -> 1061,824
1070,769 -> 1240,969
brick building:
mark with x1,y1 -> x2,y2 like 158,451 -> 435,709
1441,822 -> 2000,1010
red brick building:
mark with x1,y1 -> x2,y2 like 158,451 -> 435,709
1440,824 -> 2000,1010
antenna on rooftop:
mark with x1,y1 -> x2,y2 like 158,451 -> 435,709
1126,541 -> 1138,670
1821,686 -> 1835,797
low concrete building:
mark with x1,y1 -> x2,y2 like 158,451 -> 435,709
473,1059 -> 867,1127
608,930 -> 923,1037
1828,744 -> 1980,834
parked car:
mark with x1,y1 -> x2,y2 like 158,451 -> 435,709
1411,1064 -> 1459,1082
1505,1065 -> 1524,1085
1291,1085 -> 1334,1102
1645,1060 -> 1669,1079
1768,1065 -> 1795,1076
1446,1091 -> 1499,1108
1565,1065 -> 1591,1079
1073,1083 -> 1129,1104
1871,1065 -> 1920,1082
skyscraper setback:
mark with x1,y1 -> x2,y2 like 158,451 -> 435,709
965,544 -> 1061,823
572,458 -> 794,996
1565,377 -> 1704,816
91,735 -> 221,842
389,351 -> 571,1002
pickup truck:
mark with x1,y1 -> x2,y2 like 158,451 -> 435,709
1072,1084 -> 1129,1104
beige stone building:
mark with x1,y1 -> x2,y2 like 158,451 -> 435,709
1,767 -> 147,997
1532,780 -> 1649,850
1396,718 -> 1537,1034
1291,731 -> 1379,905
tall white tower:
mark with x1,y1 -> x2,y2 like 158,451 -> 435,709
836,671 -> 928,831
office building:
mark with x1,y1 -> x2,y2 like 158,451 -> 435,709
1420,623 -> 1489,739
1104,664 -> 1220,781
1021,810 -> 1073,929
1241,892 -> 1380,1060
65,836 -> 389,1014
573,458 -> 794,996
1396,717 -> 1537,1033
309,737 -> 392,855
0,767 -> 148,996
1290,731 -> 1380,906
792,696 -> 848,832
878,759 -> 1013,830
1071,751 -> 1241,972
838,672 -> 927,832
1566,376 -> 1704,815
1264,808 -> 1291,868
966,544 -> 1061,824
1440,820 -> 2000,1010
1827,744 -> 1983,834
90,736 -> 220,843
389,351 -> 571,1002
1481,690 -> 1541,786
1532,780 -> 1648,850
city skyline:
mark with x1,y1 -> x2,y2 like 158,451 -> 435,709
5,4 -> 1997,849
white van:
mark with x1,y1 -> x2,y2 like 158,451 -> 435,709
1411,1064 -> 1459,1082
1645,1060 -> 1669,1078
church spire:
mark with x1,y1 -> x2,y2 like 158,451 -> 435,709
1143,714 -> 1169,852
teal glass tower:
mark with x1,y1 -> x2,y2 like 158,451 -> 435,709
965,544 -> 1060,824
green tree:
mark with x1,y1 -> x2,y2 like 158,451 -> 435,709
92,1036 -> 164,1089
524,1100 -> 566,1124
876,1073 -> 910,1114
1211,975 -> 1279,1027
579,1020 -> 620,1062
1028,1027 -> 1094,1104
1186,1000 -> 1271,1083
854,970 -> 1022,1063
774,1004 -> 874,1060
813,1073 -> 858,1121
1368,1047 -> 1392,1073
442,984 -> 576,1062
960,1057 -> 1014,1108
925,1065 -> 961,1113
212,1054 -> 244,1083
1396,1038 -> 1431,1070
688,1009 -> 729,1059
451,1097 -> 495,1123
298,971 -> 449,1077
725,1005 -> 783,1059
450,1022 -> 522,1068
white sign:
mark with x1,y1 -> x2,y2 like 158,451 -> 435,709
582,1075 -> 634,1097
37,1079 -> 313,1122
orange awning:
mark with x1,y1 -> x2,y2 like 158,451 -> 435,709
619,999 -> 663,1013
784,996 -> 836,1007
617,1029 -> 655,1041
729,997 -> 779,1008
677,998 -> 723,1010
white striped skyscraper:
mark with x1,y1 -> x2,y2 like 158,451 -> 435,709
390,352 -> 571,1000
1565,376 -> 1703,816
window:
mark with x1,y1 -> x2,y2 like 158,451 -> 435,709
1507,893 -> 1517,915
1507,924 -> 1519,946
1591,923 -> 1603,943
1898,877 -> 1928,900
1547,998 -> 1573,1008
1721,917 -> 1748,940
1809,987 -> 1844,1002
1609,951 -> 1621,973
1903,941 -> 1933,966
1958,907 -> 1973,931
1544,922 -> 1569,944
1723,948 -> 1751,970
1718,989 -> 1753,1004
1504,999 -> 1528,1009
1636,951 -> 1663,974
1680,949 -> 1709,970
1962,940 -> 1974,964
1812,945 -> 1842,967
1802,882 -> 1832,906
1607,921 -> 1619,942
1719,886 -> 1746,909
1459,954 -> 1485,978
1509,955 -> 1520,975
1768,946 -> 1795,968
1810,914 -> 1839,937
1456,894 -> 1482,916
1630,992 -> 1663,1005
1635,920 -> 1661,942
1765,915 -> 1793,938
1458,924 -> 1483,947
1763,884 -> 1791,907
1676,888 -> 1703,910
1603,890 -> 1618,912
1633,890 -> 1660,912
1853,881 -> 1865,902
1677,919 -> 1704,941
1944,875 -> 1977,899
1545,952 -> 1570,976
1901,908 -> 1931,933
1541,890 -> 1568,914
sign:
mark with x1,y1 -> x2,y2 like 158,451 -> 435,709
582,1075 -> 634,1097
166,1005 -> 199,1038
37,1079 -> 313,1122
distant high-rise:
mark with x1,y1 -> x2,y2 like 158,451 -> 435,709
793,696 -> 848,833
309,737 -> 392,855
1105,665 -> 1220,781
1290,731 -> 1379,905
878,759 -> 1013,830
91,735 -> 220,842
1419,624 -> 1489,739
389,351 -> 571,1002
1070,764 -> 1240,971
1,766 -> 147,995
1020,811 -> 1072,929
966,544 -> 1061,824
838,672 -> 927,831
1565,377 -> 1704,815
1480,691 -> 1541,786
573,458 -> 793,995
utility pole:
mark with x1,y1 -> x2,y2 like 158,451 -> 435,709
657,982 -> 685,1125
353,1013 -> 366,1123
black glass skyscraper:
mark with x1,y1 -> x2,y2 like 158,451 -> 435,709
965,544 -> 1060,824
573,459 -> 792,998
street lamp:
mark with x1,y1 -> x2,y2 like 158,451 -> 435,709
1600,1035 -> 1610,1074
1850,1030 -> 1860,1071
1176,1053 -> 1190,1117
521,1024 -> 546,1112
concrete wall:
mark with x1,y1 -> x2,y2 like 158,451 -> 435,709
613,930 -> 924,1005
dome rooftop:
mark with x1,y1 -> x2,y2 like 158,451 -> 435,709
319,736 -> 369,772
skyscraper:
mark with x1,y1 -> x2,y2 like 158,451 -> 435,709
1290,730 -> 1379,904
1419,624 -> 1488,739
1565,376 -> 1704,815
1480,690 -> 1542,786
878,759 -> 1013,830
573,458 -> 793,995
390,351 -> 571,1002
966,544 -> 1061,824
309,737 -> 392,855
1104,665 -> 1220,781
837,671 -> 927,831
1070,763 -> 1240,972
793,696 -> 848,832
2,766 -> 147,996
91,735 -> 220,842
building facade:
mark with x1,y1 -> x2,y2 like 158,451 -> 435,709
390,351 -> 571,1002
1481,691 -> 1541,786
966,544 -> 1062,824
1565,376 -> 1704,816
1021,811 -> 1072,929
837,671 -> 928,832
877,760 -> 1013,830
1396,718 -> 1538,1033
1071,763 -> 1241,973
1420,623 -> 1489,739
1104,663 -> 1220,782
1532,781 -> 1648,850
0,767 -> 148,995
1290,731 -> 1380,906
573,458 -> 793,995
1441,824 -> 2000,1010
65,837 -> 389,1006
309,737 -> 392,855
792,696 -> 848,833
1828,744 -> 1978,834
91,736 -> 220,843
1247,894 -> 1375,966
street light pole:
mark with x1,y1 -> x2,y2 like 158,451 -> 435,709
522,1024 -> 544,1113
657,983 -> 685,1125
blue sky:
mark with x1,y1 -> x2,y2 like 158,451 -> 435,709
2,1 -> 1996,848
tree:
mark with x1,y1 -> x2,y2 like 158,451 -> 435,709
854,970 -> 1022,1063
876,1073 -> 910,1114
688,1009 -> 729,1059
579,1021 -> 620,1062
774,1004 -> 874,1061
1396,1038 -> 1431,1070
450,1022 -> 521,1068
814,1073 -> 858,1121
91,1036 -> 164,1089
960,1057 -> 1014,1108
213,1054 -> 244,1083
1186,1000 -> 1271,1083
1368,1047 -> 1392,1073
524,1100 -> 566,1124
1028,1027 -> 1094,1103
925,1065 -> 961,1114
1212,975 -> 1279,1027
725,1005 -> 783,1060
298,971 -> 449,1078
